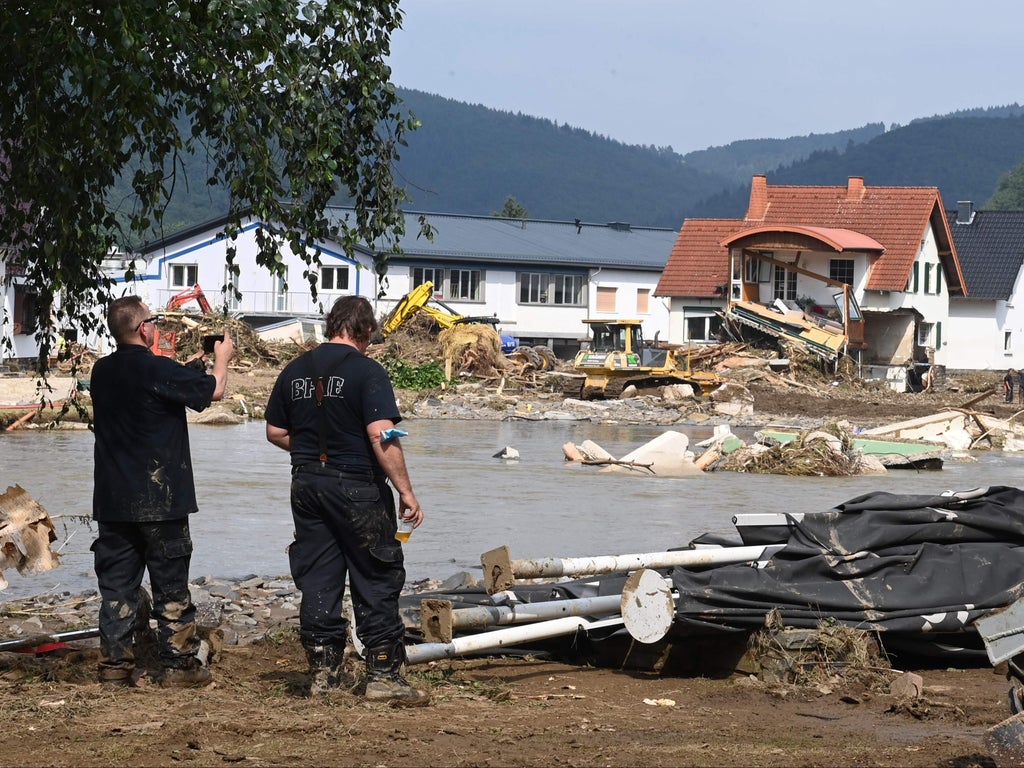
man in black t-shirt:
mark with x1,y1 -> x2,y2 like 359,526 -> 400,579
265,295 -> 428,706
91,295 -> 233,688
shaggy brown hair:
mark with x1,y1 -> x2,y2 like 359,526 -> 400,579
325,295 -> 377,343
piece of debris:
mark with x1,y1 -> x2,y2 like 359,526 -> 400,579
601,430 -> 700,477
0,485 -> 61,591
492,446 -> 520,460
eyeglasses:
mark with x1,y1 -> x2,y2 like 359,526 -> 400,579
135,314 -> 164,332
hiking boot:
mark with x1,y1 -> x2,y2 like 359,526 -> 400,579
364,642 -> 430,707
161,660 -> 212,688
98,665 -> 134,688
303,641 -> 356,695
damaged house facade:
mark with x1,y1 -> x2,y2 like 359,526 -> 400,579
655,175 -> 966,385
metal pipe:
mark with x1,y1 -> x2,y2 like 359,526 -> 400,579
451,594 -> 622,631
482,543 -> 782,594
406,615 -> 625,666
0,627 -> 99,652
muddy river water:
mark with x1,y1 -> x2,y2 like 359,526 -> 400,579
2,419 -> 1023,600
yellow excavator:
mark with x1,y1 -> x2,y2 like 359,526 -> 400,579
380,282 -> 558,370
380,282 -> 515,349
569,318 -> 721,399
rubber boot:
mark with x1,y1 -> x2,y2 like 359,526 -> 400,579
303,641 -> 354,695
364,641 -> 430,707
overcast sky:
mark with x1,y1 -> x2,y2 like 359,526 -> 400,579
388,0 -> 1024,154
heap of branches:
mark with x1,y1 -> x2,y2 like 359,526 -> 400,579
720,422 -> 864,476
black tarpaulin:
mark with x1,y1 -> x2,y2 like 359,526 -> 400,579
671,486 -> 1024,634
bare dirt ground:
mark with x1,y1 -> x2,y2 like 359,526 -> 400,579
0,632 -> 1011,768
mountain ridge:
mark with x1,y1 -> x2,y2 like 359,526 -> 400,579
136,92 -> 1024,236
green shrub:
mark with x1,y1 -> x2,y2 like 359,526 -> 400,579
380,357 -> 448,390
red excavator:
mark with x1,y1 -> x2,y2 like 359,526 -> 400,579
166,284 -> 213,313
150,284 -> 213,357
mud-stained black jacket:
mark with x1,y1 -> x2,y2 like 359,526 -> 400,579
91,344 -> 215,522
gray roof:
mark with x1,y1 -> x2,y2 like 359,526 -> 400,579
325,208 -> 678,271
947,207 -> 1024,301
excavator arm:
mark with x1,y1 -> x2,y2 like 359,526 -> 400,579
166,284 -> 212,314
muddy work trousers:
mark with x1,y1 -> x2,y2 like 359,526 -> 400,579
288,471 -> 406,651
92,518 -> 200,671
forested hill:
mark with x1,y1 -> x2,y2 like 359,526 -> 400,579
391,88 -> 885,226
692,114 -> 1024,218
144,92 -> 1024,235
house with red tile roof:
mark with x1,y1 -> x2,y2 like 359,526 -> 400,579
655,175 -> 965,384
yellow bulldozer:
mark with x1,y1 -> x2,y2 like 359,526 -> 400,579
568,318 -> 721,400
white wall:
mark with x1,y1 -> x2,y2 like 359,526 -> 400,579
130,219 -> 375,316
863,226 -> 950,365
378,265 -> 669,347
664,297 -> 727,346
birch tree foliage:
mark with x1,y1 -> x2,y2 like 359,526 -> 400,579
0,0 -> 424,368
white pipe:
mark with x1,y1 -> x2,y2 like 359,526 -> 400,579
510,544 -> 781,580
406,616 -> 625,666
450,594 -> 623,632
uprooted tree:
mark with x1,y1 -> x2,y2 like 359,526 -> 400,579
0,1 -> 429,370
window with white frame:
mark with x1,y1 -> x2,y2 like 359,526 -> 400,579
170,263 -> 198,289
410,267 -> 482,301
553,274 -> 584,305
412,267 -> 445,292
1006,331 -> 1013,354
686,312 -> 723,343
517,272 -> 586,306
320,266 -> 349,292
772,265 -> 796,300
917,322 -> 934,347
448,269 -> 481,301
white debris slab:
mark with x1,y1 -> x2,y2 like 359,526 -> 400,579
602,430 -> 701,477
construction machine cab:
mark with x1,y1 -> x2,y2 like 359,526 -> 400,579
588,321 -> 642,355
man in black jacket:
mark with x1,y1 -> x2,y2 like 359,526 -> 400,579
90,295 -> 233,687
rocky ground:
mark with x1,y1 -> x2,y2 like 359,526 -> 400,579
1,346 -> 1020,766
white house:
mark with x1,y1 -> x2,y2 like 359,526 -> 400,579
943,202 -> 1024,371
126,208 -> 678,358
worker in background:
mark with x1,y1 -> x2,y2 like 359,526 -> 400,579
1005,368 -> 1016,403
90,296 -> 234,688
1018,368 -> 1024,405
265,295 -> 429,706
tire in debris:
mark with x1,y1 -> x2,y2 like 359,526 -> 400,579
533,346 -> 557,371
510,345 -> 542,369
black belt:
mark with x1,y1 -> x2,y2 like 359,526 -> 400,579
292,464 -> 376,482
